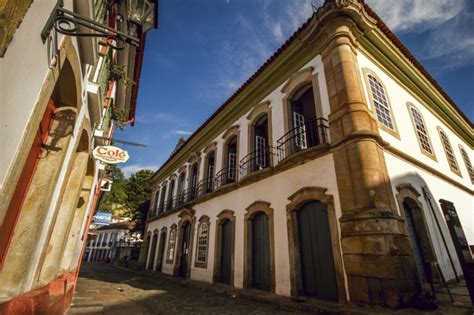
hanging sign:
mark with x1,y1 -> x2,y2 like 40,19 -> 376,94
93,145 -> 129,164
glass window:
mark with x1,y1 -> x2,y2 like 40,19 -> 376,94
196,223 -> 209,263
409,106 -> 433,154
459,146 -> 474,183
439,129 -> 459,173
367,74 -> 394,130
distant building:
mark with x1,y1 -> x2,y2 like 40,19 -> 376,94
143,0 -> 472,308
85,221 -> 142,264
0,0 -> 156,314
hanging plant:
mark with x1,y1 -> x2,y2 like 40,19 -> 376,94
109,64 -> 136,86
111,105 -> 130,130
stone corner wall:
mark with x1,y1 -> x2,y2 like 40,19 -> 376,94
0,0 -> 33,57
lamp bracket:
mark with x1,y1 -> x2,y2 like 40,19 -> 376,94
41,0 -> 140,50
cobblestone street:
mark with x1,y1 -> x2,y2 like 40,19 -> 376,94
68,263 -> 296,314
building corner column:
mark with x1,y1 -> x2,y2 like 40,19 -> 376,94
320,18 -> 420,307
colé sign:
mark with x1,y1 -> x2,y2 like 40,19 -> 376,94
92,145 -> 129,164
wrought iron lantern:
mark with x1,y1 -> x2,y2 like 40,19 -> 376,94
41,0 -> 156,50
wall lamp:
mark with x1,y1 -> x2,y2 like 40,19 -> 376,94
41,0 -> 156,50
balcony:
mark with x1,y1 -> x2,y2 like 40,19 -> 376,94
277,117 -> 329,162
215,167 -> 237,190
240,146 -> 277,179
196,178 -> 214,196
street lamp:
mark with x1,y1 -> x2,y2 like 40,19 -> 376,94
41,0 -> 156,50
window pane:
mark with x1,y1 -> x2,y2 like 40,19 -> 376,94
439,130 -> 459,172
367,74 -> 394,130
460,147 -> 474,183
410,107 -> 433,154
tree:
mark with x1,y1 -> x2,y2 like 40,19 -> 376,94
97,165 -> 127,213
123,169 -> 153,232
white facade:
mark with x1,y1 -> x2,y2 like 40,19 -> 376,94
143,0 -> 472,307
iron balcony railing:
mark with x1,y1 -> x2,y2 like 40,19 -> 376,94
240,146 -> 278,178
196,178 -> 214,197
277,117 -> 329,161
215,167 -> 237,189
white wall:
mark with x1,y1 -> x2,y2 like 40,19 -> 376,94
357,52 -> 473,189
356,51 -> 473,280
147,154 -> 342,296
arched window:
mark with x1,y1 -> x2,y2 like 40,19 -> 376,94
408,104 -> 434,157
226,137 -> 237,183
367,73 -> 394,130
205,151 -> 215,193
190,162 -> 199,200
195,216 -> 210,267
438,128 -> 460,175
158,183 -> 168,213
167,179 -> 175,210
166,226 -> 177,263
459,146 -> 474,184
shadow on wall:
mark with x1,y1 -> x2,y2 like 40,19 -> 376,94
390,172 -> 464,284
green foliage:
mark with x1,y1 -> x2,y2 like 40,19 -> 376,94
123,170 -> 153,232
97,165 -> 126,213
97,167 -> 153,232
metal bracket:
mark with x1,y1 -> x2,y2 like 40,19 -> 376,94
41,0 -> 140,50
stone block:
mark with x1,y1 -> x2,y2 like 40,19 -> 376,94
360,235 -> 388,255
341,235 -> 362,254
367,278 -> 384,306
347,275 -> 369,305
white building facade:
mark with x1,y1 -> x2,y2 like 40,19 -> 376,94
144,0 -> 472,308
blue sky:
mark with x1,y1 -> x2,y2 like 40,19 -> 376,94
117,0 -> 474,177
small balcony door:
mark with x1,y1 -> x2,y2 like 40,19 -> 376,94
293,111 -> 307,150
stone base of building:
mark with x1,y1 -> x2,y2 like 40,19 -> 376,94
340,208 -> 420,307
0,272 -> 77,315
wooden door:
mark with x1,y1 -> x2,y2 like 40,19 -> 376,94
297,201 -> 337,300
156,232 -> 166,271
220,219 -> 232,284
403,201 -> 427,282
178,222 -> 191,277
148,234 -> 158,270
251,212 -> 271,291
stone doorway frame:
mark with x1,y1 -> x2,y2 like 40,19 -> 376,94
243,201 -> 275,293
155,227 -> 167,271
286,187 -> 346,303
173,208 -> 195,278
213,210 -> 236,285
396,183 -> 437,284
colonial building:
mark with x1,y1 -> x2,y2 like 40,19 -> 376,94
85,221 -> 141,263
0,0 -> 156,313
144,0 -> 472,308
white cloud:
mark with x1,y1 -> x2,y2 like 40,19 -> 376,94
365,0 -> 465,32
366,0 -> 472,70
201,1 -> 314,103
174,130 -> 192,135
135,112 -> 189,126
120,164 -> 160,178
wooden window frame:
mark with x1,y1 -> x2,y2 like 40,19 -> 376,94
437,127 -> 462,176
362,68 -> 400,139
194,215 -> 210,268
407,102 -> 436,161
